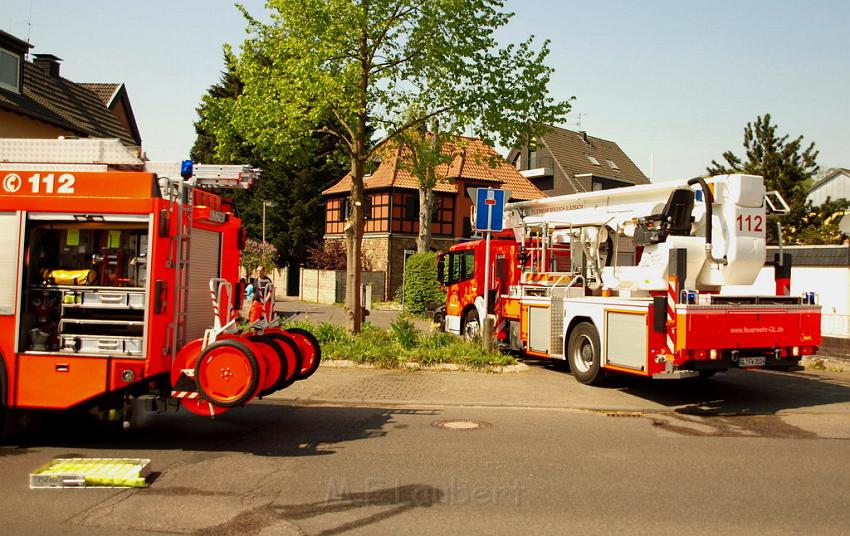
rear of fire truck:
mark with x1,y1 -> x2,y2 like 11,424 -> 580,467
0,138 -> 321,429
438,174 -> 821,384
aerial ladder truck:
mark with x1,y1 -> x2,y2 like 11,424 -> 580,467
438,174 -> 821,384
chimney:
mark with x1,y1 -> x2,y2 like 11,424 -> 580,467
33,53 -> 62,78
580,131 -> 588,143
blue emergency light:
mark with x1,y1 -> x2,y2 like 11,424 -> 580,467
181,160 -> 194,179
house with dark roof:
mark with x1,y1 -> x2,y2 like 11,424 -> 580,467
322,136 -> 545,298
807,168 -> 849,206
0,30 -> 140,147
506,125 -> 649,196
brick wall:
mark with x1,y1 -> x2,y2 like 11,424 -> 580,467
362,236 -> 390,273
321,235 -> 456,301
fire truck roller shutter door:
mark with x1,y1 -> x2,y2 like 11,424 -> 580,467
185,230 -> 221,341
0,212 -> 19,315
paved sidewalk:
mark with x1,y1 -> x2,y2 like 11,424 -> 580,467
270,363 -> 850,415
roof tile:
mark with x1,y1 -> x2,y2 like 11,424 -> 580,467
323,136 -> 545,200
0,63 -> 135,146
79,83 -> 122,106
540,125 -> 649,190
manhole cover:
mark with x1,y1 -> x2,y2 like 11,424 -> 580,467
431,420 -> 491,431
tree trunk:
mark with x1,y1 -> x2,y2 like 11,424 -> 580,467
416,127 -> 440,253
417,184 -> 436,252
344,155 -> 365,333
344,20 -> 370,334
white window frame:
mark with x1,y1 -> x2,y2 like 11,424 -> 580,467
0,47 -> 21,94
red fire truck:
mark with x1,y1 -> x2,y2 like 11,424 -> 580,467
0,138 -> 319,428
437,174 -> 821,384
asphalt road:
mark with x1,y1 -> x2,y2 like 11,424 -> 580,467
2,365 -> 850,535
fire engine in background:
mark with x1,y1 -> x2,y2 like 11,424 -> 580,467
0,138 -> 320,428
437,174 -> 821,384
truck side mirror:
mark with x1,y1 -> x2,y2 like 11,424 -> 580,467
436,254 -> 445,283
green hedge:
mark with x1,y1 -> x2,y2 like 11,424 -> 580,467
402,252 -> 445,315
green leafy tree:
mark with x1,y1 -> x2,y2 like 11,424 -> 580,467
707,113 -> 824,244
191,57 -> 346,273
789,199 -> 850,245
208,0 -> 570,332
395,123 -> 457,252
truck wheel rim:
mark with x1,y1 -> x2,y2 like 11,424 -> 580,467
464,320 -> 480,340
572,335 -> 594,373
196,346 -> 256,403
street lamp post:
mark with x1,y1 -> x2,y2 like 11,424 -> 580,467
262,200 -> 276,243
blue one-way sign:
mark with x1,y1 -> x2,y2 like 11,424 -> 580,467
474,188 -> 506,232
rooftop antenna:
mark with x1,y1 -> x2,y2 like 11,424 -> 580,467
26,0 -> 33,51
565,113 -> 587,131
13,0 -> 36,59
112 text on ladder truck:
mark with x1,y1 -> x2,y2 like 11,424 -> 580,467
436,175 -> 821,384
0,138 -> 322,430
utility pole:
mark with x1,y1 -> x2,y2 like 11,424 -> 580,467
262,200 -> 275,243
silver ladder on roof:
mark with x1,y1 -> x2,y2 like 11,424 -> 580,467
152,164 -> 259,359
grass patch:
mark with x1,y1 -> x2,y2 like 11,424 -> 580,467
282,317 -> 516,370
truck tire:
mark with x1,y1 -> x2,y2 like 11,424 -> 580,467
263,332 -> 303,391
284,328 -> 322,380
463,309 -> 480,341
568,322 -> 605,386
433,306 -> 446,332
247,334 -> 288,398
194,339 -> 260,408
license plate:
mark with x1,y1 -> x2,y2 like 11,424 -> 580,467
738,356 -> 766,367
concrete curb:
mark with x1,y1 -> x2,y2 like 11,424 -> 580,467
321,359 -> 530,373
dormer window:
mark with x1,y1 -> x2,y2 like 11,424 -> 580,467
586,155 -> 600,166
0,46 -> 21,93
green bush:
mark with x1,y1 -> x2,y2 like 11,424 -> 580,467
389,318 -> 420,349
312,322 -> 350,344
282,320 -> 515,370
402,252 -> 445,315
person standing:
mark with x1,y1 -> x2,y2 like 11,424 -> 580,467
249,266 -> 273,323
241,277 -> 255,319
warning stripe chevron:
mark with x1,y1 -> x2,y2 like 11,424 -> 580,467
171,391 -> 200,399
666,275 -> 678,356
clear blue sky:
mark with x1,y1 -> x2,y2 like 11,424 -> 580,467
1,0 -> 848,181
